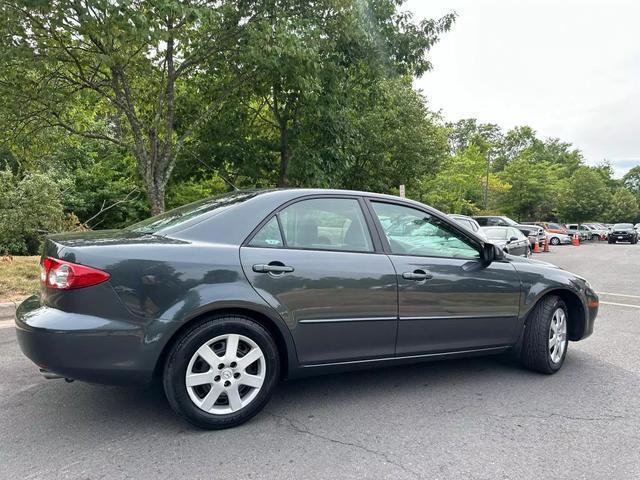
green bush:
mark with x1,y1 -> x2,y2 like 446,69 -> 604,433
0,169 -> 70,255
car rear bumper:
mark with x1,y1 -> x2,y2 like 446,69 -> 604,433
15,295 -> 156,385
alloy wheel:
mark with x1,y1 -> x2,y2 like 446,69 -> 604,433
185,334 -> 266,414
549,308 -> 567,364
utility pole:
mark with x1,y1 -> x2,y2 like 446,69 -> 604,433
483,156 -> 490,210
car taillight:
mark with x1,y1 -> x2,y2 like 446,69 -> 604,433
40,257 -> 110,290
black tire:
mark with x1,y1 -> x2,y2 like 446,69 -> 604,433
550,237 -> 560,246
520,295 -> 568,374
608,239 -> 613,244
163,315 -> 280,429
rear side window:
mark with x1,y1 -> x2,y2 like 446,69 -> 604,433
249,217 -> 284,248
128,191 -> 260,234
278,198 -> 374,252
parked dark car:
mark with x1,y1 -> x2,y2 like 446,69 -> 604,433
16,189 -> 599,429
481,226 -> 531,257
608,223 -> 638,244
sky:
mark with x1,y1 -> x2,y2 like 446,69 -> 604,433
405,0 -> 640,178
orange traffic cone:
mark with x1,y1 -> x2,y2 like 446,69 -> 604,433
543,236 -> 550,252
533,239 -> 541,253
571,233 -> 580,246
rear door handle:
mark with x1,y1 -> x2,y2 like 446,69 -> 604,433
402,269 -> 433,281
252,263 -> 294,274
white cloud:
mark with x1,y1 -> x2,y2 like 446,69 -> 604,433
406,0 -> 640,177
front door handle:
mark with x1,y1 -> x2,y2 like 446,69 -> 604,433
252,263 -> 294,274
402,269 -> 433,281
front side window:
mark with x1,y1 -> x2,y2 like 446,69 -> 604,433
278,198 -> 373,252
372,202 -> 480,259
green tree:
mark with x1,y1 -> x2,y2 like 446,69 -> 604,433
416,145 -> 509,214
497,158 -> 557,221
623,165 -> 640,198
605,187 -> 639,223
556,166 -> 610,223
0,0 -> 257,214
236,0 -> 455,187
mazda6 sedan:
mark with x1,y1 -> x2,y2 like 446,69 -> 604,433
16,189 -> 599,429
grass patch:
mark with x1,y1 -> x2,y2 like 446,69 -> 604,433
0,256 -> 40,303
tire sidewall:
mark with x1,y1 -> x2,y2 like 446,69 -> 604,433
545,299 -> 569,372
164,317 -> 280,429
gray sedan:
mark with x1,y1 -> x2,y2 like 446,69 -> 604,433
15,189 -> 599,429
481,226 -> 531,257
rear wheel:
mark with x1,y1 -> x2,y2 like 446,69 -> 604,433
163,315 -> 280,429
520,295 -> 568,374
550,237 -> 560,246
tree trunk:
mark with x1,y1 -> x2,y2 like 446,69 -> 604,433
277,123 -> 290,187
146,180 -> 166,216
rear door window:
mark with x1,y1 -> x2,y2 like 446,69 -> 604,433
278,198 -> 374,252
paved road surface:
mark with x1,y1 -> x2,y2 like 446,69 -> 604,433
1,242 -> 639,479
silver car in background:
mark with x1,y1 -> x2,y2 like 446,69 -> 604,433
449,214 -> 488,240
481,226 -> 531,257
546,231 -> 572,245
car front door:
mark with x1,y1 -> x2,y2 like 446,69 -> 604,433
368,200 -> 521,355
240,196 -> 398,365
506,227 -> 528,256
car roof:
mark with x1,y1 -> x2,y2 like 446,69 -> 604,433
161,188 -> 457,244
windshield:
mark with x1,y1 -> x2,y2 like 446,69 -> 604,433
613,223 -> 633,230
501,217 -> 519,226
127,191 -> 262,234
483,227 -> 508,240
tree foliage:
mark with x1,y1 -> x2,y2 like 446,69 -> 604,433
0,2 -> 637,255
556,166 -> 610,223
0,169 -> 70,254
605,188 -> 639,223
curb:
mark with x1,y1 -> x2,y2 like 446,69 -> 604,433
0,301 -> 17,320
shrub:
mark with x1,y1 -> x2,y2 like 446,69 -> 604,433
0,169 -> 70,255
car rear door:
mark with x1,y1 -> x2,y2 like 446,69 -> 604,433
367,199 -> 521,355
240,195 -> 398,365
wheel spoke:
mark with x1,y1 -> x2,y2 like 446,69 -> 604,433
549,337 -> 556,350
227,384 -> 243,412
225,334 -> 240,361
200,383 -> 225,411
196,344 -> 220,368
186,371 -> 214,387
240,373 -> 264,389
237,348 -> 263,370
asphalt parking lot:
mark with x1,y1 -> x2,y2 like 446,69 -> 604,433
1,242 -> 639,480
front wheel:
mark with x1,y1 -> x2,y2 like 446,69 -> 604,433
520,295 -> 568,374
550,237 -> 561,246
163,315 -> 280,429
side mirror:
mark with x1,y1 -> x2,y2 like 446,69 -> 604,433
481,242 -> 504,264
508,236 -> 518,244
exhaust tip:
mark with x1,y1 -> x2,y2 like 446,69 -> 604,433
39,368 -> 67,380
